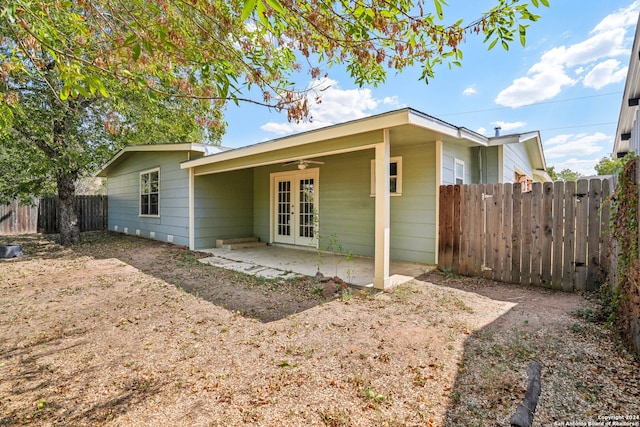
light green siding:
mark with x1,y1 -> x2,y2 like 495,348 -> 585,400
251,143 -> 437,264
107,151 -> 191,246
194,169 -> 254,248
503,143 -> 533,181
389,143 -> 437,263
442,143 -> 476,184
482,146 -> 501,183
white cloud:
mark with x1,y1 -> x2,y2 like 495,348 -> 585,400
592,0 -> 640,33
543,132 -> 610,159
463,86 -> 477,96
548,158 -> 602,177
260,78 -> 402,136
476,126 -> 487,135
583,59 -> 628,89
495,67 -> 576,108
491,121 -> 527,132
495,3 -> 640,108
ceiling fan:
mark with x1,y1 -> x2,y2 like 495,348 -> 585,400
283,159 -> 325,170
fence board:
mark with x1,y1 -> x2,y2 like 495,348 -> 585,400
452,185 -> 462,273
587,179 -> 603,291
574,180 -> 589,291
600,178 -> 611,287
521,189 -> 533,285
562,181 -> 576,292
459,185 -> 471,275
470,185 -> 482,276
437,186 -> 450,271
551,181 -> 565,290
530,183 -> 543,286
511,183 -> 522,283
500,184 -> 513,283
489,184 -> 502,280
541,183 -> 554,287
482,185 -> 494,279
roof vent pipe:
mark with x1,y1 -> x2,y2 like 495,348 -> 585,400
494,126 -> 501,137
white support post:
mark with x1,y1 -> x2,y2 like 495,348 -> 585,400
373,130 -> 391,289
188,167 -> 195,250
434,140 -> 443,266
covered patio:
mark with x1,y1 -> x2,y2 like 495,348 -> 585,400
198,244 -> 434,287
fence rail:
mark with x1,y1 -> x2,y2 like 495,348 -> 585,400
0,196 -> 108,235
438,179 -> 611,292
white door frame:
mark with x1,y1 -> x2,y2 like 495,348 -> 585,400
270,168 -> 319,247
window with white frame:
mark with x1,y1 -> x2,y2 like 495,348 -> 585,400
140,168 -> 159,216
454,159 -> 465,185
370,157 -> 402,195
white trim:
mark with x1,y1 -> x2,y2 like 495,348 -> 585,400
373,132 -> 391,290
96,143 -> 225,177
139,167 -> 160,218
370,156 -> 403,196
498,146 -> 504,183
192,144 -> 378,176
454,158 -> 465,185
182,108 -> 491,171
435,140 -> 443,266
188,167 -> 195,250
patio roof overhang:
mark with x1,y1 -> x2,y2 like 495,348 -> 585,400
180,108 -> 489,176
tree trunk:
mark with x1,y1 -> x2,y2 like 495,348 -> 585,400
57,173 -> 80,245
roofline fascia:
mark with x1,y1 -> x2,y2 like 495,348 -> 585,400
182,108 -> 489,170
96,142 -> 208,177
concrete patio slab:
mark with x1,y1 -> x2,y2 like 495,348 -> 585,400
198,245 -> 434,287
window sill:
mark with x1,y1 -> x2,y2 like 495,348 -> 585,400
370,193 -> 402,197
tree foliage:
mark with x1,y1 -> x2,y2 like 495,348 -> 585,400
595,153 -> 637,176
0,0 -> 548,244
1,0 -> 548,127
547,166 -> 582,182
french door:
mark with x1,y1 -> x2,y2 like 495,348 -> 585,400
272,169 -> 318,247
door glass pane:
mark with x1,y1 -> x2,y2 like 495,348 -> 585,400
299,178 -> 315,238
277,180 -> 291,236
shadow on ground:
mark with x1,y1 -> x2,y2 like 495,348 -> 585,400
418,272 -> 640,426
1,231 -> 325,323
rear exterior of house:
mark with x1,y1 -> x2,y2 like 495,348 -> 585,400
98,109 -> 549,288
97,143 -> 225,247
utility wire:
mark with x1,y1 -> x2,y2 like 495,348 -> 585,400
539,122 -> 617,132
437,91 -> 622,116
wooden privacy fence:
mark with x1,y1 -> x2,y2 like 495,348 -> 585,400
0,196 -> 108,235
0,199 -> 39,235
38,196 -> 108,233
438,179 -> 612,292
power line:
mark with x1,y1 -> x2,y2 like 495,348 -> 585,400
539,122 -> 617,132
437,91 -> 623,116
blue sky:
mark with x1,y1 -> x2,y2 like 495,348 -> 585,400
221,0 -> 640,176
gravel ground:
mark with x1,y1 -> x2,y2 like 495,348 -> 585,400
0,232 -> 637,426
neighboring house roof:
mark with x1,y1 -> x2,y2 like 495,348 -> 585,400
614,14 -> 640,157
181,107 -> 548,175
96,143 -> 228,177
489,131 -> 551,181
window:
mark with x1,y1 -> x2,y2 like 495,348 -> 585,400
140,168 -> 159,216
370,157 -> 402,196
454,159 -> 465,185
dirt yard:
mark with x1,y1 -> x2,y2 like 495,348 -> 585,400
0,232 -> 638,426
